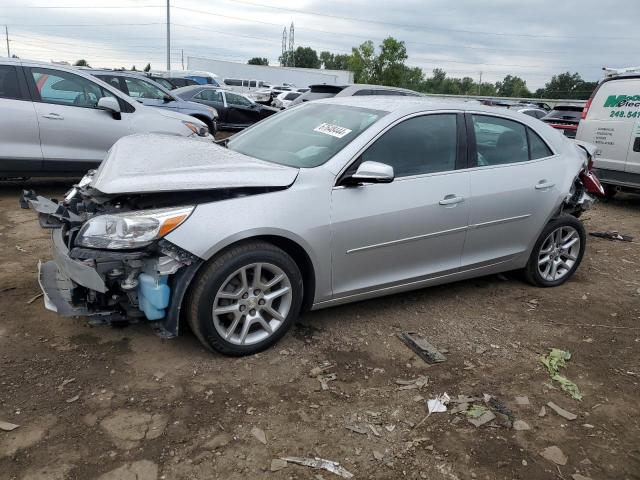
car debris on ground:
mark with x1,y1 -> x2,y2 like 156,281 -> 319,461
281,456 -> 354,479
397,332 -> 446,364
539,445 -> 568,465
0,420 -> 20,431
547,401 -> 578,420
589,231 -> 633,242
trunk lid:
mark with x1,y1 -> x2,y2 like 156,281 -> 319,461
90,134 -> 299,194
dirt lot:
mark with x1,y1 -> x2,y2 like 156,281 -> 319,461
0,179 -> 638,480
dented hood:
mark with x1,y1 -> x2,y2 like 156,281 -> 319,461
90,134 -> 299,194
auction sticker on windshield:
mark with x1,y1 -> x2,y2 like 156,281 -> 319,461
314,123 -> 352,138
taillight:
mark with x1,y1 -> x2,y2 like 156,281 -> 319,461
581,97 -> 592,119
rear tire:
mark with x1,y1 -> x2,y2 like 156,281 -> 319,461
523,215 -> 586,287
186,241 -> 303,356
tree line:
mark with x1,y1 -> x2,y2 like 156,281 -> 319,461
248,37 -> 597,100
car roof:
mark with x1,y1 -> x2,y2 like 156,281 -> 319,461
318,95 -> 520,116
337,84 -> 422,96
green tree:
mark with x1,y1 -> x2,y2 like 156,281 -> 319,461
248,57 -> 269,66
495,75 -> 531,97
279,47 -> 320,68
73,59 -> 90,67
538,72 -> 596,100
319,51 -> 350,70
131,65 -> 137,71
349,40 -> 377,83
143,63 -> 151,72
375,37 -> 408,86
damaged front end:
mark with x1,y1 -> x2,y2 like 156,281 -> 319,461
21,172 -> 204,338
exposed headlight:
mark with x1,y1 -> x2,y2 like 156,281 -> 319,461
183,120 -> 209,137
76,206 -> 194,250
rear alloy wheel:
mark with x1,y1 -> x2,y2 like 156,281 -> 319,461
524,215 -> 586,287
187,241 -> 303,356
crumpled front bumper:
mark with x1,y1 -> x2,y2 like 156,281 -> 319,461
37,228 -> 108,316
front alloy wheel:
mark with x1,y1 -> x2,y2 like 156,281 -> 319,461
212,263 -> 293,346
187,241 -> 303,356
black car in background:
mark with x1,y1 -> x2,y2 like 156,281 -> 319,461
541,105 -> 583,138
173,85 -> 279,130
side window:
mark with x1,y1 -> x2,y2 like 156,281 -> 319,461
361,114 -> 458,178
375,89 -> 403,96
30,68 -> 107,108
353,89 -> 373,96
0,65 -> 23,100
123,77 -> 166,100
249,80 -> 256,87
225,92 -> 253,107
96,75 -> 122,92
528,128 -> 553,159
195,89 -> 223,102
472,115 -> 529,166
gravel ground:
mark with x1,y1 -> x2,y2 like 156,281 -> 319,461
0,178 -> 638,480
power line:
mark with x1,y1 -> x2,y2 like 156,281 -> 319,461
222,0 -> 638,41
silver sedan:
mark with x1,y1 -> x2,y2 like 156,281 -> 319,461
26,97 -> 604,356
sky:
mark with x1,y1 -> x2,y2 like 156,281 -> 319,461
1,0 -> 639,89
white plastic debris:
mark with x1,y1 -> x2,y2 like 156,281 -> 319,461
427,392 -> 450,415
281,456 -> 354,479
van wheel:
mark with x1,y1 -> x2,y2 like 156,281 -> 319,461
523,215 -> 586,287
602,184 -> 617,199
186,241 -> 303,356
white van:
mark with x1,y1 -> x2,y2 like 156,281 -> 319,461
221,78 -> 270,92
576,68 -> 640,197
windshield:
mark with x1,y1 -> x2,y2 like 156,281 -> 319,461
227,103 -> 386,168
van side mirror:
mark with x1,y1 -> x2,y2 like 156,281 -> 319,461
346,161 -> 394,185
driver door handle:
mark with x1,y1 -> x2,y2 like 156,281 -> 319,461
535,180 -> 555,190
42,113 -> 64,120
439,194 -> 465,206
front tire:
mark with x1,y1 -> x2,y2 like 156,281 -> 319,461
523,215 -> 586,287
186,241 -> 303,356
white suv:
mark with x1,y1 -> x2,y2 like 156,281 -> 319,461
0,58 -> 211,177
576,67 -> 640,196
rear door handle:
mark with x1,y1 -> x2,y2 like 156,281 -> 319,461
535,180 -> 555,190
439,194 -> 465,206
42,113 -> 64,120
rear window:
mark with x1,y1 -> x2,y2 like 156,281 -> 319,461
0,65 -> 22,100
224,78 -> 242,86
299,91 -> 338,102
228,103 -> 386,168
310,85 -> 345,94
543,109 -> 581,122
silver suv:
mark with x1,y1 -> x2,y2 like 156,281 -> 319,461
0,59 -> 212,177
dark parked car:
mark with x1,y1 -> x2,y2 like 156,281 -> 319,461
173,85 -> 279,130
541,105 -> 583,138
146,75 -> 199,90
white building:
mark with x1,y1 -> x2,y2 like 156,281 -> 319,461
187,56 -> 353,87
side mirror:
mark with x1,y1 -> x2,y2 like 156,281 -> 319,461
348,161 -> 394,185
97,97 -> 122,120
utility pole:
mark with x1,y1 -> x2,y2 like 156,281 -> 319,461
478,71 -> 483,95
166,0 -> 171,70
5,26 -> 10,58
181,49 -> 184,70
